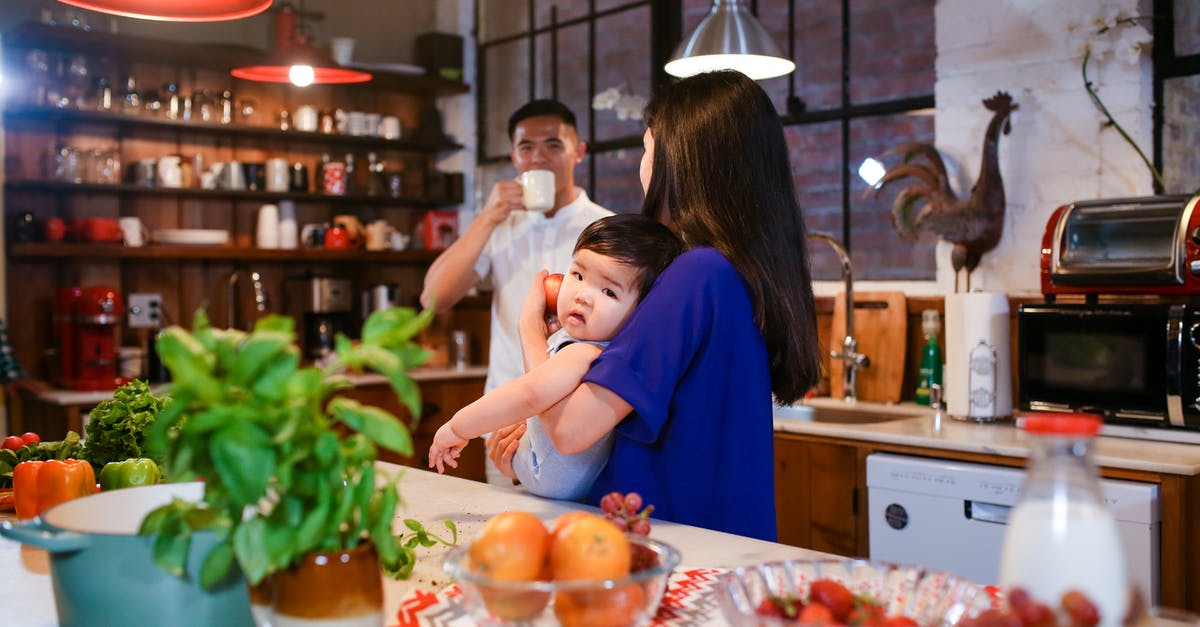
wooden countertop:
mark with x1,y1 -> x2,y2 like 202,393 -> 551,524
0,465 -> 826,626
774,399 -> 1200,476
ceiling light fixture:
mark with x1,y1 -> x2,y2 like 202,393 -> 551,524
54,0 -> 271,22
665,0 -> 795,81
231,24 -> 371,86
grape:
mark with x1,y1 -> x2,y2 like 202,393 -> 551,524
1060,590 -> 1100,627
600,492 -> 623,515
610,517 -> 628,532
629,518 -> 650,536
623,492 -> 642,513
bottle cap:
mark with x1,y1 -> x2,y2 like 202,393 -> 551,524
1019,411 -> 1102,436
921,309 -> 940,337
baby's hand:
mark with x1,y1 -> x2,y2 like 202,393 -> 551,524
429,422 -> 469,473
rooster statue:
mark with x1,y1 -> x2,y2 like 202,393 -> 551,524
871,91 -> 1019,292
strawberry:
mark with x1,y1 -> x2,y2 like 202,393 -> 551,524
809,579 -> 856,622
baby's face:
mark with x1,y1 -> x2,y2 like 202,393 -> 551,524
558,249 -> 640,342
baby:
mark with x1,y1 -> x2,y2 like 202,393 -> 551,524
428,213 -> 684,499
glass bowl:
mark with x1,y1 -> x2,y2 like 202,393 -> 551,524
442,533 -> 682,626
715,558 -> 995,626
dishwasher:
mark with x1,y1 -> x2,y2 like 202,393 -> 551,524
866,453 -> 1160,603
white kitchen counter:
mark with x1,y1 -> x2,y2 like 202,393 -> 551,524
0,465 -> 824,626
774,400 -> 1200,476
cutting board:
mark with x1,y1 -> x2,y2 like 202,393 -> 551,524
829,291 -> 907,403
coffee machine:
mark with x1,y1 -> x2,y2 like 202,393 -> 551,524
284,276 -> 355,360
55,285 -> 130,391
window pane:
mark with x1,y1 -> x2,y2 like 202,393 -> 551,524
788,122 -> 844,281
535,1 -> 588,28
849,113 -> 937,280
849,0 -> 935,104
791,0 -> 843,112
482,39 -> 531,158
1163,75 -> 1200,194
1176,0 -> 1200,56
591,147 -> 644,214
755,0 -> 794,114
537,24 -> 593,143
594,5 -> 652,142
682,0 -> 713,32
480,0 -> 531,43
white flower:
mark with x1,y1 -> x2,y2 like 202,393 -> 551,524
614,93 -> 647,121
592,87 -> 621,110
1093,1 -> 1123,30
1114,25 -> 1152,65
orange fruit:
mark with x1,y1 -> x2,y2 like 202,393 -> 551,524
548,512 -> 631,581
550,511 -> 593,541
553,583 -> 646,627
469,511 -> 550,581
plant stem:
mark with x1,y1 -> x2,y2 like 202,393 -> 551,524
1081,30 -> 1166,193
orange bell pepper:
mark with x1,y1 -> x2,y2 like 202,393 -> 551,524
13,459 -> 96,519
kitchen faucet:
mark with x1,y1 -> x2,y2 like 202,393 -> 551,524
226,269 -> 270,330
807,232 -> 870,402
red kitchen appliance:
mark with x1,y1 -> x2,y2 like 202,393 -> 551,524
55,286 -> 130,391
1040,193 -> 1200,296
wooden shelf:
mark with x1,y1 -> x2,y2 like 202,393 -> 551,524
8,242 -> 441,264
4,106 -> 463,153
3,22 -> 470,98
6,180 -> 459,208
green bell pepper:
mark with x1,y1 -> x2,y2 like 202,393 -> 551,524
99,458 -> 162,491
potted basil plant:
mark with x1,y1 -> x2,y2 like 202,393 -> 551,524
142,307 -> 456,623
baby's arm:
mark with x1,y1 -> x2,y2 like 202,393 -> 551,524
427,342 -> 601,472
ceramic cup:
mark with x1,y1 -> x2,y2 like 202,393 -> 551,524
265,158 -> 289,192
294,105 -> 319,132
277,200 -> 298,250
300,223 -> 326,249
322,162 -> 347,195
256,204 -> 279,249
365,219 -> 394,251
520,169 -> 555,213
157,155 -> 183,188
329,37 -> 356,66
118,216 -> 149,247
380,116 -> 401,140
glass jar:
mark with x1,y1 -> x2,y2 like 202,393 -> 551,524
998,412 -> 1128,626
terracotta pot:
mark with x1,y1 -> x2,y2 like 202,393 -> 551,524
271,543 -> 383,627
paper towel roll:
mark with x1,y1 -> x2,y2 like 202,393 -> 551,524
944,291 -> 1012,421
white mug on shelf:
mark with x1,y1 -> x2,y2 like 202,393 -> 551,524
118,216 -> 149,247
277,200 -> 298,250
265,158 -> 290,192
157,155 -> 183,188
519,169 -> 555,213
256,203 -> 280,249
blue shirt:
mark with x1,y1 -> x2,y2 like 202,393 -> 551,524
583,247 -> 777,541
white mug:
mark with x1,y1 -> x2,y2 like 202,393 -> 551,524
294,105 -> 319,132
277,200 -> 298,249
157,155 -> 183,188
265,158 -> 290,192
520,170 -> 555,213
380,116 -> 401,140
118,216 -> 149,247
256,204 -> 279,249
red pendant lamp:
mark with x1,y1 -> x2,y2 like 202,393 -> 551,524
55,0 -> 272,22
231,22 -> 371,86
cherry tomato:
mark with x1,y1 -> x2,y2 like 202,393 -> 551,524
3,436 -> 25,451
19,432 -> 40,446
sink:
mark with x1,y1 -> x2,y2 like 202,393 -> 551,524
773,397 -> 931,424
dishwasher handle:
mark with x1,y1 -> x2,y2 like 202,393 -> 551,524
964,500 -> 1011,525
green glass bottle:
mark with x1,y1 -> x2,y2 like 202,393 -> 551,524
915,309 -> 943,406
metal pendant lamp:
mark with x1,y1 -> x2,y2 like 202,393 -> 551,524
54,0 -> 272,22
665,0 -> 795,81
232,24 -> 371,86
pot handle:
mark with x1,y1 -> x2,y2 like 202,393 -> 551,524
0,519 -> 91,553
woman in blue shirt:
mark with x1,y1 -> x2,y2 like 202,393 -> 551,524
494,70 -> 821,541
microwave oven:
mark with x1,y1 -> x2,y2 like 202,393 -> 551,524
1018,302 -> 1200,431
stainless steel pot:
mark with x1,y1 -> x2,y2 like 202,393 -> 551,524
0,482 -> 253,627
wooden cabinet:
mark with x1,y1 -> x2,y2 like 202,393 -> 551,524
340,376 -> 487,483
774,437 -> 862,557
774,430 -> 1200,611
1,22 -> 470,381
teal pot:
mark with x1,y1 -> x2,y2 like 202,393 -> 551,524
0,482 -> 254,627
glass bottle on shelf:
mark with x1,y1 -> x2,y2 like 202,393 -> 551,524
120,75 -> 140,114
998,412 -> 1129,626
163,82 -> 180,119
93,76 -> 112,111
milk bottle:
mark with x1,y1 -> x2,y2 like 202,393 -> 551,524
999,413 -> 1127,626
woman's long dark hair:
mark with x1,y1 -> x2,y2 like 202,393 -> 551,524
641,70 -> 819,403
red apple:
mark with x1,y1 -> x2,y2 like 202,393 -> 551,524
543,273 -> 564,317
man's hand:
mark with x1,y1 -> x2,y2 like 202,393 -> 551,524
479,180 -> 526,226
486,422 -> 526,480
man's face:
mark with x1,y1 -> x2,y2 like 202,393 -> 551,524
510,115 -> 585,195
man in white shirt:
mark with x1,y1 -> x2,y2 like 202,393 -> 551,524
420,99 -> 612,484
